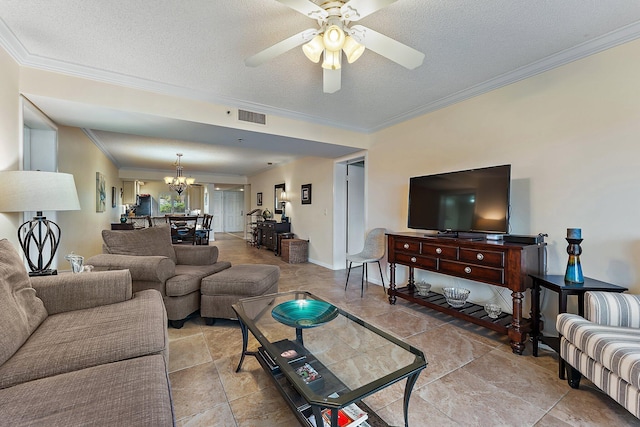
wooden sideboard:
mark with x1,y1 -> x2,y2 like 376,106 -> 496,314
256,221 -> 291,254
386,232 -> 545,354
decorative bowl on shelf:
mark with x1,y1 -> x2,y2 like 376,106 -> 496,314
414,281 -> 431,297
484,303 -> 502,319
271,299 -> 339,328
443,287 -> 470,308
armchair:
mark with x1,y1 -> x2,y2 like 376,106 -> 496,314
86,225 -> 231,327
557,291 -> 640,419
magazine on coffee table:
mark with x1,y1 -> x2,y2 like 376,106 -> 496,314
273,339 -> 307,364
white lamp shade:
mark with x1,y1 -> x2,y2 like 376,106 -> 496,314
302,35 -> 324,63
322,49 -> 342,70
343,36 -> 365,63
0,171 -> 80,213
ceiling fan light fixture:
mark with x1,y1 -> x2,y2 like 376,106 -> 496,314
323,25 -> 345,51
342,35 -> 365,63
321,49 -> 341,70
302,35 -> 324,63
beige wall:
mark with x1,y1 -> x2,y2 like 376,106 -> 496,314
0,44 -> 21,246
249,157 -> 335,267
56,126 -> 121,263
369,38 -> 640,299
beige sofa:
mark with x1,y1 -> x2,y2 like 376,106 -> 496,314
0,239 -> 174,426
87,225 -> 231,328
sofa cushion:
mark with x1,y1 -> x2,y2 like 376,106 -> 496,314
102,225 -> 177,263
0,239 -> 47,366
0,354 -> 174,426
166,261 -> 232,297
557,313 -> 640,390
0,289 -> 167,389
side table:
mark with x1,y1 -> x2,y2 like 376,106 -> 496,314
276,232 -> 295,256
530,274 -> 627,379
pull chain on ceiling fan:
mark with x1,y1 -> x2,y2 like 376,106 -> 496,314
245,0 -> 425,93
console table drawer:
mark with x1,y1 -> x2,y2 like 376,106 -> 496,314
459,248 -> 504,268
421,243 -> 458,259
440,260 -> 505,285
394,239 -> 420,253
396,253 -> 438,270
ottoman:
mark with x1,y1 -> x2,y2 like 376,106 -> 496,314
201,264 -> 280,324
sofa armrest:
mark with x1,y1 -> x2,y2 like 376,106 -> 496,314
585,291 -> 640,328
173,245 -> 219,265
30,270 -> 133,315
86,254 -> 176,283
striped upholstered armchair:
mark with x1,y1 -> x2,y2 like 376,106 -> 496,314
556,291 -> 640,419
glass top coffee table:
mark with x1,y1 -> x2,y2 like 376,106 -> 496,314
232,291 -> 427,427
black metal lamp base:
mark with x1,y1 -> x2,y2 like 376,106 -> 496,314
18,213 -> 61,276
28,269 -> 58,277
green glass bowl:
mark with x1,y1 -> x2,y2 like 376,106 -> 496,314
271,299 -> 339,328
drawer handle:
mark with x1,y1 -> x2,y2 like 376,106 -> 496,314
410,257 -> 417,263
404,243 -> 410,249
476,253 -> 484,261
435,247 -> 442,254
464,266 -> 472,274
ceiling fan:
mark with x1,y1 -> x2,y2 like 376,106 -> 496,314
245,0 -> 425,93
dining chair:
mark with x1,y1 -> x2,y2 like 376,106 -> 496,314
168,216 -> 198,244
196,214 -> 213,245
345,228 -> 386,297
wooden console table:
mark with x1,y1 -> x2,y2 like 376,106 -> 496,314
386,232 -> 545,354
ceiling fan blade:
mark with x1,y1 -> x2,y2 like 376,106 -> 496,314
323,68 -> 341,94
341,0 -> 398,22
276,0 -> 328,20
245,29 -> 318,67
349,25 -> 425,69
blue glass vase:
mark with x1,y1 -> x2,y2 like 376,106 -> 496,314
564,238 -> 584,284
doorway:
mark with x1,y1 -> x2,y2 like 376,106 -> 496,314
212,189 -> 245,233
333,155 -> 366,269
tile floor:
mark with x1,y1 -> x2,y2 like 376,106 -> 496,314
168,234 -> 639,427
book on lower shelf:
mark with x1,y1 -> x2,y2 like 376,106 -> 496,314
307,404 -> 369,427
315,393 -> 367,427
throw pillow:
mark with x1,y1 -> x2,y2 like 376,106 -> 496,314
0,239 -> 48,366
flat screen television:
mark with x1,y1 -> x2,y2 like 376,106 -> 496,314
408,164 -> 511,234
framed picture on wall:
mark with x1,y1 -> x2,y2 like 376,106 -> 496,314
301,183 -> 312,204
111,186 -> 116,208
96,172 -> 106,212
257,192 -> 263,206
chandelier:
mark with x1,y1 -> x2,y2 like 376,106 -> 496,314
164,153 -> 195,195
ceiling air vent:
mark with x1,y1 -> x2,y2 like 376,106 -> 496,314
238,109 -> 266,125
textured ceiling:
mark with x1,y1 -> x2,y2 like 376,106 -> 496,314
2,0 -> 640,178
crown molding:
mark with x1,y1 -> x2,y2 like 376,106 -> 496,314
82,129 -> 120,167
3,18 -> 640,134
371,21 -> 640,132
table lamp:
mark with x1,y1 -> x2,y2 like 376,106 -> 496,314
0,170 -> 81,276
